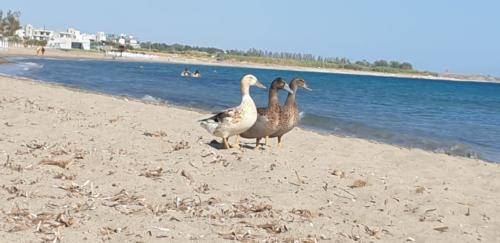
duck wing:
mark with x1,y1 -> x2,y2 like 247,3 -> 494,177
257,107 -> 268,116
201,107 -> 242,124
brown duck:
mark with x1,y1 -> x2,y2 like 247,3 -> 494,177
240,77 -> 293,148
270,77 -> 311,147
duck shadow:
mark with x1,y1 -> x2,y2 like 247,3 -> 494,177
207,139 -> 258,150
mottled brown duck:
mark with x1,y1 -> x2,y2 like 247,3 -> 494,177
270,77 -> 311,147
240,77 -> 293,148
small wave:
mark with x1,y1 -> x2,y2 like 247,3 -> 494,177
141,95 -> 164,103
22,62 -> 44,69
301,112 -> 485,160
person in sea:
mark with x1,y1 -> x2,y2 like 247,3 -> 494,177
192,70 -> 201,78
36,46 -> 42,56
41,47 -> 46,56
181,68 -> 191,77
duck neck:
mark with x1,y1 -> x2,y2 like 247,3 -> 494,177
240,83 -> 253,104
284,84 -> 298,107
241,83 -> 250,97
268,87 -> 279,109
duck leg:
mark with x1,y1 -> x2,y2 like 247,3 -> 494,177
265,136 -> 271,147
277,136 -> 283,148
222,137 -> 230,149
230,135 -> 241,149
255,138 -> 261,149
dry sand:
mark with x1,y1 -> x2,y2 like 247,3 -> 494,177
1,75 -> 499,242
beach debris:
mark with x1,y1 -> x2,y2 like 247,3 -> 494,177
25,140 -> 46,150
100,226 -> 127,235
108,117 -> 120,123
433,226 -> 449,233
406,237 -> 416,241
349,179 -> 367,188
102,189 -> 147,215
330,169 -> 346,178
465,208 -> 471,216
50,149 -> 69,156
269,163 -> 276,171
173,141 -> 190,151
143,131 -> 167,137
180,169 -> 195,184
257,222 -> 288,234
54,173 -> 76,180
54,180 -> 96,198
140,168 -> 165,178
295,170 -> 305,184
194,183 -> 209,193
56,212 -> 75,227
218,230 -> 257,241
363,225 -> 380,238
415,186 -> 426,193
290,209 -> 315,220
39,159 -> 73,169
3,206 -> 75,234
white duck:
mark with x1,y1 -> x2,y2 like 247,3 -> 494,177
199,74 -> 266,149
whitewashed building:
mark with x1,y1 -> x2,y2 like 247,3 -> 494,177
96,32 -> 106,42
47,27 -> 91,50
17,24 -> 54,41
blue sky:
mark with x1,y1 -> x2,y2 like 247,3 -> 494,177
3,1 -> 500,76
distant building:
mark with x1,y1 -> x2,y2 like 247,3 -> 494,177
118,38 -> 126,46
17,24 -> 54,41
15,24 -> 139,51
47,27 -> 91,50
96,32 -> 106,42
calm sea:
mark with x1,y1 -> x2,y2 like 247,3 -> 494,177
1,57 -> 499,162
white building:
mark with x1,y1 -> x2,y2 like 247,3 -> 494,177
47,27 -> 91,50
16,24 -> 54,41
96,32 -> 106,42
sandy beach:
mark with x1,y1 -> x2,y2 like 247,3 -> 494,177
2,47 -> 497,84
1,75 -> 499,242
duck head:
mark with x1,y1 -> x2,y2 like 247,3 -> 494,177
290,77 -> 312,91
241,74 -> 266,89
271,77 -> 294,94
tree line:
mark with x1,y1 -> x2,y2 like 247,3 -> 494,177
140,42 -> 414,71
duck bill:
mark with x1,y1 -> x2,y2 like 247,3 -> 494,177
255,80 -> 266,89
283,83 -> 294,94
302,84 -> 312,91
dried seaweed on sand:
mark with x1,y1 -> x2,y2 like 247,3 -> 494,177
39,159 -> 73,169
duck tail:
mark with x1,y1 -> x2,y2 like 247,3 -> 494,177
199,117 -> 218,135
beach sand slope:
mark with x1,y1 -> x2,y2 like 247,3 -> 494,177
0,76 -> 499,242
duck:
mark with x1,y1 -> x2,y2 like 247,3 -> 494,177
181,68 -> 191,77
240,77 -> 293,148
192,70 -> 201,78
270,77 -> 311,148
199,74 -> 266,149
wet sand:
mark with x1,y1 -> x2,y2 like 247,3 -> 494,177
0,75 -> 499,242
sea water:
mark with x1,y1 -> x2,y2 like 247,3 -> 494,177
1,57 -> 499,162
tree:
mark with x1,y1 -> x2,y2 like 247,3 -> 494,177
390,61 -> 401,69
374,60 -> 389,67
0,10 -> 21,37
400,62 -> 413,70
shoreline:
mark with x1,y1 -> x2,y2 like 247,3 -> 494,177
2,47 -> 499,84
1,73 -> 489,163
1,75 -> 499,242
